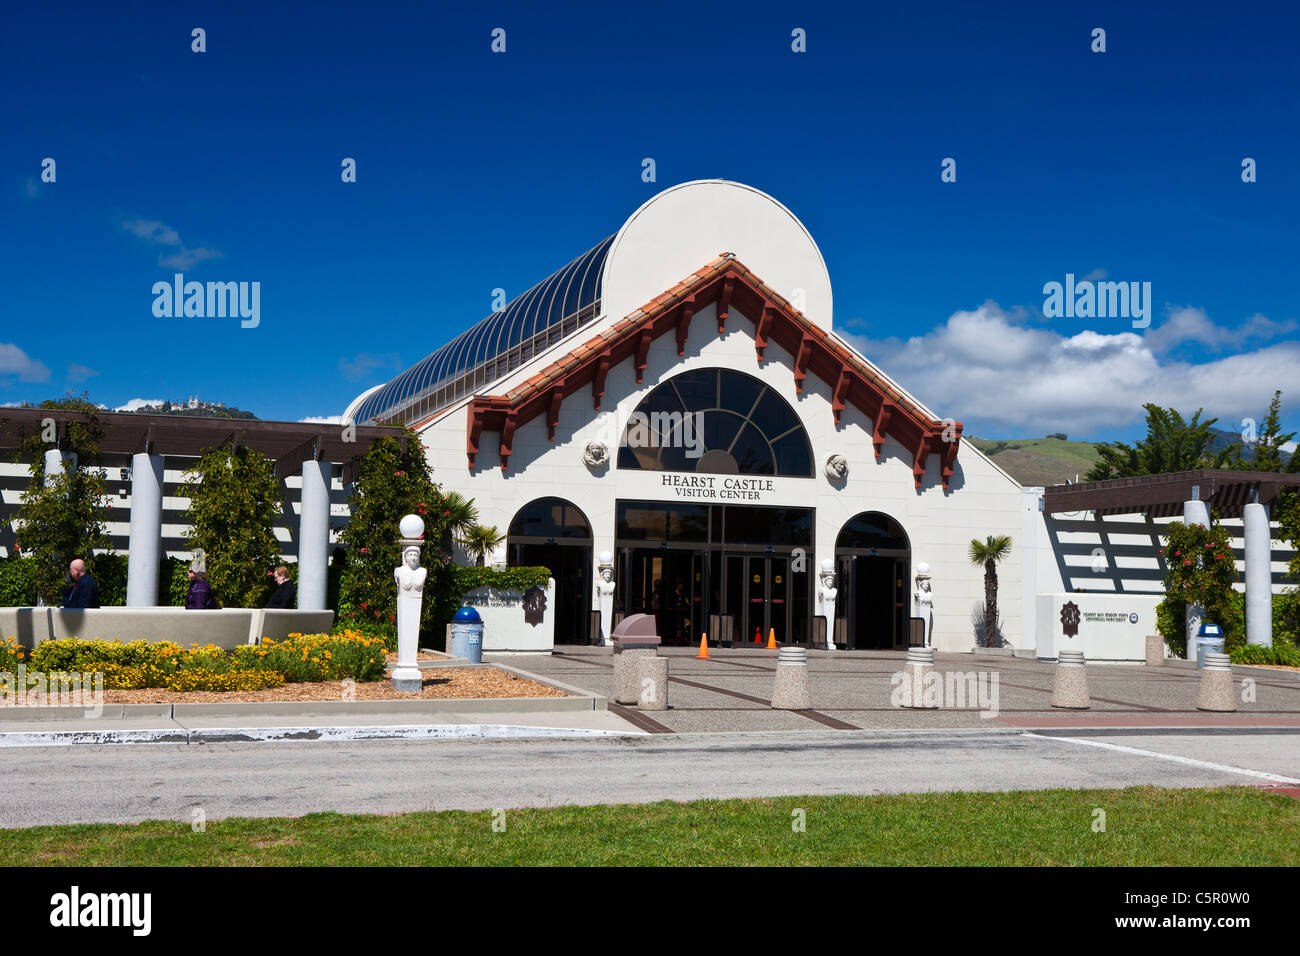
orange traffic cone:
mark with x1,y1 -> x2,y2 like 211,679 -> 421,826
767,628 -> 778,649
754,627 -> 762,644
697,632 -> 710,659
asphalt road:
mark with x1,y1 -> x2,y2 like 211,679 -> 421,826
2,728 -> 1298,828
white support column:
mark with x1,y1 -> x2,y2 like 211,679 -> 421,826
1243,501 -> 1272,647
1183,498 -> 1210,661
43,449 -> 74,487
126,453 -> 164,606
298,459 -> 330,610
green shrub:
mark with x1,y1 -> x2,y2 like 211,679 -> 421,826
1230,644 -> 1300,667
249,631 -> 388,683
88,553 -> 129,607
16,633 -> 386,691
453,566 -> 552,593
98,663 -> 169,689
0,557 -> 38,607
166,669 -> 284,693
30,638 -> 183,673
0,636 -> 28,673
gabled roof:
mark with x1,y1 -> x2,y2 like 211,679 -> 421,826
464,255 -> 963,488
351,235 -> 614,426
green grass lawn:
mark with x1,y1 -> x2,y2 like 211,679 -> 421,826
3,786 -> 1296,866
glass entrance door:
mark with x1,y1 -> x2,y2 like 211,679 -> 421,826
625,548 -> 702,646
723,553 -> 795,645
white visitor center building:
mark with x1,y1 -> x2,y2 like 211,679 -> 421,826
343,180 -> 1026,653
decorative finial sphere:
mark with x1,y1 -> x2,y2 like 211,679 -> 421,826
821,558 -> 835,573
599,551 -> 613,565
399,514 -> 424,539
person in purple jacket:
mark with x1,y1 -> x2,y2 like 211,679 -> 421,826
185,550 -> 219,610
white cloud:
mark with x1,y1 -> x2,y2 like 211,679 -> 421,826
845,302 -> 1300,437
114,398 -> 166,412
1144,306 -> 1297,355
159,246 -> 223,270
339,352 -> 401,381
299,415 -> 345,425
66,363 -> 98,383
0,343 -> 51,383
124,220 -> 180,244
122,218 -> 223,271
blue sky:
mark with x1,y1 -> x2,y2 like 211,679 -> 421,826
3,0 -> 1298,443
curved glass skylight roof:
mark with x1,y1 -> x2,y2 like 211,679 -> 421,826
352,235 -> 615,426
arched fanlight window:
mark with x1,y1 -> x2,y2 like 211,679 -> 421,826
617,369 -> 813,477
507,497 -> 592,541
836,512 -> 910,553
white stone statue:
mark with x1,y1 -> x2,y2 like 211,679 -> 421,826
392,515 -> 427,691
914,562 -> 934,648
818,559 -> 837,650
824,454 -> 848,481
596,551 -> 616,646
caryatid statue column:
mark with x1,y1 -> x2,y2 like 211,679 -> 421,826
818,559 -> 838,650
596,551 -> 616,646
914,562 -> 934,648
391,514 -> 427,692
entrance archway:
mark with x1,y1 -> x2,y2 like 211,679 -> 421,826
507,497 -> 592,645
835,512 -> 910,650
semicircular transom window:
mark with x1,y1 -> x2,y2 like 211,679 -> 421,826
508,497 -> 592,541
617,369 -> 813,477
837,512 -> 910,551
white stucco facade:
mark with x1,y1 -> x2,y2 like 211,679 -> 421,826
375,181 -> 1027,653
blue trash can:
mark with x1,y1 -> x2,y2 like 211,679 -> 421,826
1196,622 -> 1224,670
450,606 -> 484,663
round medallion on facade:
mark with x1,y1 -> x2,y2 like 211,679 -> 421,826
824,453 -> 848,482
582,440 -> 610,471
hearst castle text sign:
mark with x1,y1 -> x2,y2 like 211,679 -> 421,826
661,474 -> 777,501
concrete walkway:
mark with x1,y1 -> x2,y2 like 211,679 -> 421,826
498,645 -> 1300,734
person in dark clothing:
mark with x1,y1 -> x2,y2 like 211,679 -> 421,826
185,550 -> 219,610
265,565 -> 296,609
62,558 -> 100,608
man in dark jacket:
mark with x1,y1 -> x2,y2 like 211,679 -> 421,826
62,558 -> 100,608
265,565 -> 296,609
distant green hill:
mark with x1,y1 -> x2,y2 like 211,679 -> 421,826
966,436 -> 1102,487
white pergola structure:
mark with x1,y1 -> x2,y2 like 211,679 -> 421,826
1044,469 -> 1300,654
0,409 -> 406,609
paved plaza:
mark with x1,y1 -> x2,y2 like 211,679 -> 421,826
502,646 -> 1300,735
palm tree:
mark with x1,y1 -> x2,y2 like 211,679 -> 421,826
459,524 -> 506,566
968,535 -> 1013,648
438,491 -> 479,563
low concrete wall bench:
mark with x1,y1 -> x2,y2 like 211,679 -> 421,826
0,607 -> 336,650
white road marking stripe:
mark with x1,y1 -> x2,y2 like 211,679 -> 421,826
1029,733 -> 1300,784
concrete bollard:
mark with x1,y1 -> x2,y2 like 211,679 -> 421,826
898,646 -> 938,709
636,655 -> 668,711
1051,649 -> 1091,709
614,647 -> 656,704
771,646 -> 812,710
1196,652 -> 1236,712
1145,634 -> 1165,667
